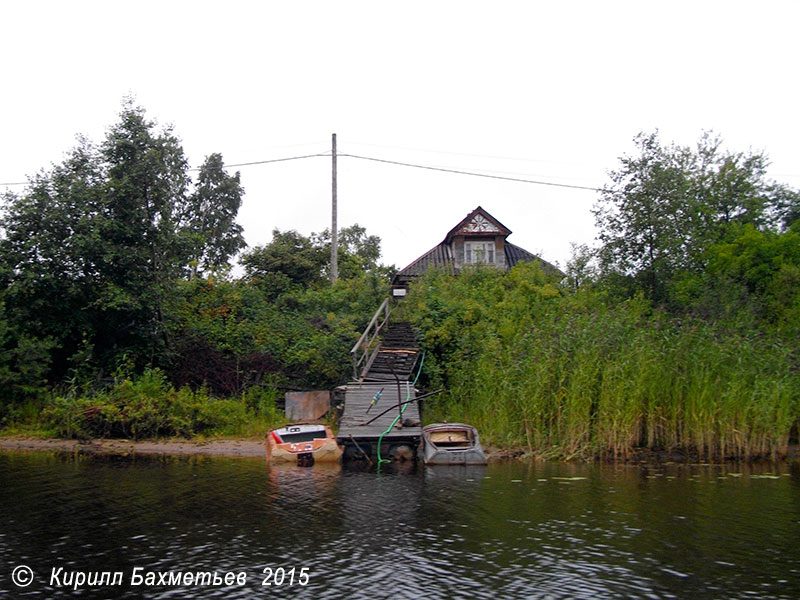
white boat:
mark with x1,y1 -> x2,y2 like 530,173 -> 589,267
422,423 -> 488,465
266,423 -> 342,466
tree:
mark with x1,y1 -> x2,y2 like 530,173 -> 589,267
0,139 -> 107,375
594,131 -> 798,304
241,229 -> 327,288
183,153 -> 246,277
97,101 -> 193,363
0,100 -> 245,381
313,223 -> 395,280
702,223 -> 800,326
241,223 -> 394,289
565,243 -> 598,293
771,185 -> 800,230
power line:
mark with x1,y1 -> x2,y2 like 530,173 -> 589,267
1,153 -> 330,187
345,139 -> 593,168
5,138 -> 800,191
2,148 -> 605,192
189,152 -> 329,171
338,153 -> 603,192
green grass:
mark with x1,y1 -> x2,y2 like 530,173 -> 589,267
400,264 -> 800,460
2,369 -> 288,441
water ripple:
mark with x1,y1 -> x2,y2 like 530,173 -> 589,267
1,453 -> 799,599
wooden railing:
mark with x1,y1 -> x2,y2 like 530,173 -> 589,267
350,297 -> 391,380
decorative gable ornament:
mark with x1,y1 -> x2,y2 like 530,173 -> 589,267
445,207 -> 510,241
461,214 -> 501,233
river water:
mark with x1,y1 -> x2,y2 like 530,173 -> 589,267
1,451 -> 798,599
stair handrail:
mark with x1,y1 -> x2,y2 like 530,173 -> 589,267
351,297 -> 391,380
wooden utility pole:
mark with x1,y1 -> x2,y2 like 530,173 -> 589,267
331,133 -> 338,284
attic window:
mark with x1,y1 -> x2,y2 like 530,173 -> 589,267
465,241 -> 495,265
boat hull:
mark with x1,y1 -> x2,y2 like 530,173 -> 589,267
422,423 -> 488,465
268,439 -> 343,464
266,424 -> 343,466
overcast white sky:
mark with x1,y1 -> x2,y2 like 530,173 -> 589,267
2,1 -> 799,272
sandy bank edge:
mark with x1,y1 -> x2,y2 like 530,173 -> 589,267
0,436 -> 266,458
1,436 -> 513,461
3,436 -> 795,463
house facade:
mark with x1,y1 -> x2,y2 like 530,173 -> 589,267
391,206 -> 561,294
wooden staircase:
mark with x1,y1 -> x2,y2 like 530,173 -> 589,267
339,299 -> 423,460
350,299 -> 421,382
363,321 -> 420,381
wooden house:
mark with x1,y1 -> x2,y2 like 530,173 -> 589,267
391,206 -> 561,294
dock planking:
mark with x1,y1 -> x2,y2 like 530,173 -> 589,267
337,382 -> 422,457
342,316 -> 424,460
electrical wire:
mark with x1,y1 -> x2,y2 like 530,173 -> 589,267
345,140 -> 602,183
1,153 -> 331,186
345,139 -> 593,167
5,137 -> 799,190
189,152 -> 329,171
3,148 -> 605,191
338,153 -> 602,192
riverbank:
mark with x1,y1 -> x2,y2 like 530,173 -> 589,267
2,435 -> 798,463
0,436 -> 267,457
0,435 -> 520,461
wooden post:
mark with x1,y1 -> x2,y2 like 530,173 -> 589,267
331,133 -> 338,284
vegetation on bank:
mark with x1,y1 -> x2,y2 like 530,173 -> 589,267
400,132 -> 800,460
399,264 -> 798,459
0,105 -> 798,460
0,101 -> 390,440
43,369 -> 281,439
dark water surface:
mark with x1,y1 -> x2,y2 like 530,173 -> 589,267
1,452 -> 798,599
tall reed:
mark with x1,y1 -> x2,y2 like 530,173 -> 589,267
400,264 -> 799,460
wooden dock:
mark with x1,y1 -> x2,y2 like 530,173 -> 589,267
337,381 -> 421,461
338,307 -> 423,461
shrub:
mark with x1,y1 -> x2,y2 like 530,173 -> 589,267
42,369 -> 282,439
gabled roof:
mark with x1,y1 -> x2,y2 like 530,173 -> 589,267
394,242 -> 455,282
392,206 -> 563,285
444,206 -> 511,243
392,239 -> 561,285
504,242 -> 562,276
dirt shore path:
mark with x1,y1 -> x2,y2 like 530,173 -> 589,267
0,436 -> 266,458
5,436 -> 794,462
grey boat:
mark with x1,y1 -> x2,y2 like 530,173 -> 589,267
422,423 -> 488,465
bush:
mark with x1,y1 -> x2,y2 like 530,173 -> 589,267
42,369 -> 282,439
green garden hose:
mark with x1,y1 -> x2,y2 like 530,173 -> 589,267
376,351 -> 425,465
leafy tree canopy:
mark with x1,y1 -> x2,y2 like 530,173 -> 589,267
241,229 -> 328,289
184,153 -> 246,277
0,99 -> 245,379
594,131 -> 800,305
241,223 -> 395,289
